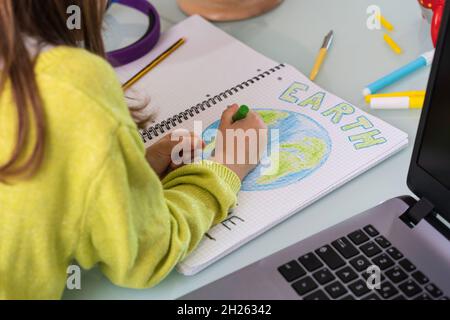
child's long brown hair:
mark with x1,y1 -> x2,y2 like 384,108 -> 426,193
0,0 -> 106,180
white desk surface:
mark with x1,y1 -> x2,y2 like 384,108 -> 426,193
64,0 -> 433,299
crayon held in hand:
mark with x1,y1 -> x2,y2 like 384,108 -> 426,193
232,105 -> 250,123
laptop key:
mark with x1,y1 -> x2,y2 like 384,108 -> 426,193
386,247 -> 404,260
278,260 -> 306,282
399,258 -> 416,272
425,283 -> 443,298
348,279 -> 370,297
414,293 -> 432,300
350,255 -> 371,272
385,266 -> 408,284
376,281 -> 399,299
303,289 -> 329,300
363,225 -> 379,237
336,266 -> 358,283
374,235 -> 391,248
360,241 -> 382,258
393,295 -> 406,300
325,281 -> 348,299
332,237 -> 358,258
372,254 -> 394,270
292,276 -> 318,296
362,293 -> 381,300
411,270 -> 429,285
340,295 -> 355,300
361,270 -> 385,282
313,268 -> 335,285
399,279 -> 422,298
299,252 -> 323,272
348,230 -> 369,245
315,245 -> 345,270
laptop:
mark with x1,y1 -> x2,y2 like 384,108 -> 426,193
182,3 -> 450,301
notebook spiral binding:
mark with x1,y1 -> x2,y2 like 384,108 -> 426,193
140,63 -> 286,143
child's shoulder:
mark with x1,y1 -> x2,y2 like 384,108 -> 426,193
36,46 -> 133,126
36,46 -> 116,84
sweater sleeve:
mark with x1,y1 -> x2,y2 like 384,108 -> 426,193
74,125 -> 241,288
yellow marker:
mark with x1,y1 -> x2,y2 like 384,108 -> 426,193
310,30 -> 334,81
368,96 -> 424,109
122,38 -> 186,91
409,95 -> 425,108
366,91 -> 425,109
383,33 -> 403,54
365,91 -> 426,103
377,14 -> 394,32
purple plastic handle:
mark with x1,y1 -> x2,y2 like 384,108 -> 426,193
107,0 -> 161,67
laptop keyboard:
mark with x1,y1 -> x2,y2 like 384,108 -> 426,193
278,225 -> 448,300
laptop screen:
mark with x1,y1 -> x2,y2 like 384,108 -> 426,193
408,2 -> 450,230
417,33 -> 450,190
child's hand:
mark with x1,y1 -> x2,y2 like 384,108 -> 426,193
212,104 -> 268,181
146,132 -> 205,178
125,89 -> 153,129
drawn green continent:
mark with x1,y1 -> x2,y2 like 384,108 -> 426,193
257,137 -> 328,185
203,110 -> 290,155
257,110 -> 289,127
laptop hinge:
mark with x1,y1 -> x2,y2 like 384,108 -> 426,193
400,197 -> 435,229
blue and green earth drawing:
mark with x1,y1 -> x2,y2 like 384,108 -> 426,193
203,109 -> 332,191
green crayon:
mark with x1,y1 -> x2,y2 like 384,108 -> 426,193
232,105 -> 250,123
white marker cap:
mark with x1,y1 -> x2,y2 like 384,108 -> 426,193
363,88 -> 372,96
421,50 -> 435,66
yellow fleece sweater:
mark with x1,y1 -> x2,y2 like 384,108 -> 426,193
0,47 -> 241,300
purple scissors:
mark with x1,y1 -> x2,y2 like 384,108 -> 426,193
106,0 -> 161,67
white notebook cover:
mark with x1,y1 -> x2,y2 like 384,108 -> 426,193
115,16 -> 408,276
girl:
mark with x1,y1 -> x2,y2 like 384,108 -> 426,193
0,0 -> 267,299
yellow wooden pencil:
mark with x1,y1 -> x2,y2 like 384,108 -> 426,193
122,38 -> 186,91
310,30 -> 334,81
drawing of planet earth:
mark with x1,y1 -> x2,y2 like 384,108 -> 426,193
202,109 -> 332,191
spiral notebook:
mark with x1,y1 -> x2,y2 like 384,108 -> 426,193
115,15 -> 408,276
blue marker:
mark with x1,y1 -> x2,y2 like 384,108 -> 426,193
363,50 -> 434,96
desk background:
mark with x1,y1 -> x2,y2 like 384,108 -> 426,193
65,0 -> 432,300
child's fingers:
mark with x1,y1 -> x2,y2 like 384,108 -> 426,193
220,104 -> 240,127
248,110 -> 267,128
125,89 -> 151,111
169,132 -> 204,163
167,132 -> 203,149
169,130 -> 192,145
169,142 -> 203,170
188,132 -> 204,151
